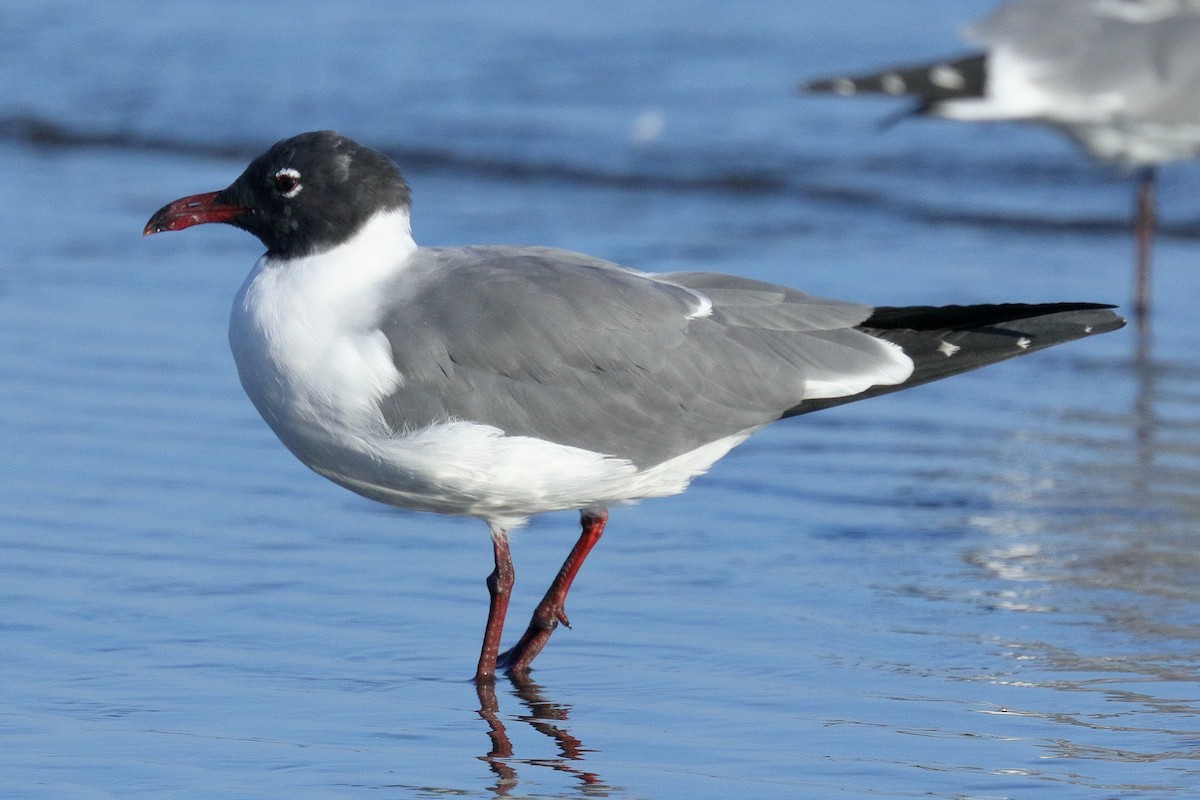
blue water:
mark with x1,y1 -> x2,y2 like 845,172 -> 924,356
5,2 -> 1200,798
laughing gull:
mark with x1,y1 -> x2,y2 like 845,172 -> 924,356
144,131 -> 1124,681
802,0 -> 1200,328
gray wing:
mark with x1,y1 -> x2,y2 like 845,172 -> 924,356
376,246 -> 908,468
972,0 -> 1200,122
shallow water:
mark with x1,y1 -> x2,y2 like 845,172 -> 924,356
5,2 -> 1200,798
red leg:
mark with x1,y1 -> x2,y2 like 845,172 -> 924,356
476,532 -> 515,683
498,509 -> 608,675
1133,166 -> 1156,337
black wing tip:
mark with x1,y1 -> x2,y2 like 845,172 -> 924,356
864,302 -> 1124,332
799,52 -> 988,104
782,303 -> 1123,420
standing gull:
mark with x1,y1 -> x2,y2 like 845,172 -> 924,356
802,0 -> 1200,329
144,131 -> 1123,681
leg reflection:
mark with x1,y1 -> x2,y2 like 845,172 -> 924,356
1131,303 -> 1158,492
475,673 -> 606,795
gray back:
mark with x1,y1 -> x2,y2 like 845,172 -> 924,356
377,247 -> 884,468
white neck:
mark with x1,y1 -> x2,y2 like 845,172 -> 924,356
228,206 -> 417,452
258,207 -> 417,300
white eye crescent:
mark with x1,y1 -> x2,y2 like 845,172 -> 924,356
273,168 -> 302,198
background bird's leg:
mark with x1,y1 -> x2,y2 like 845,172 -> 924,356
1133,165 -> 1156,336
497,508 -> 607,674
477,529 -> 515,683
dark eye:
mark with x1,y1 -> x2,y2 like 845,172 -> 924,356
273,168 -> 302,197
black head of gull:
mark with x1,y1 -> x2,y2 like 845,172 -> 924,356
145,130 -> 411,259
145,130 -> 1125,683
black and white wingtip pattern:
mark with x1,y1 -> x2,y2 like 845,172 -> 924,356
801,52 -> 988,111
786,302 -> 1125,417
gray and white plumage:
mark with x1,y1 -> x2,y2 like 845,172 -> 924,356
960,0 -> 1200,166
375,247 -> 903,470
225,213 -> 914,531
144,130 -> 1122,533
804,0 -> 1200,167
144,131 -> 1122,676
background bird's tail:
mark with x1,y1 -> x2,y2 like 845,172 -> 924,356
800,53 -> 987,112
785,303 -> 1124,417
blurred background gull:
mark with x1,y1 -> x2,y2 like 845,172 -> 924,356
4,2 -> 1200,798
803,0 -> 1200,332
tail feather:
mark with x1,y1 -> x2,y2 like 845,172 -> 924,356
785,303 -> 1124,417
801,52 -> 988,110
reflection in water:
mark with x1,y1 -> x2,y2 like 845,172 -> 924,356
970,314 -> 1200,592
476,674 -> 608,797
958,319 -> 1200,779
1132,312 -> 1158,489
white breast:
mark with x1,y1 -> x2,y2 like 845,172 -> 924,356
228,209 -> 415,457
